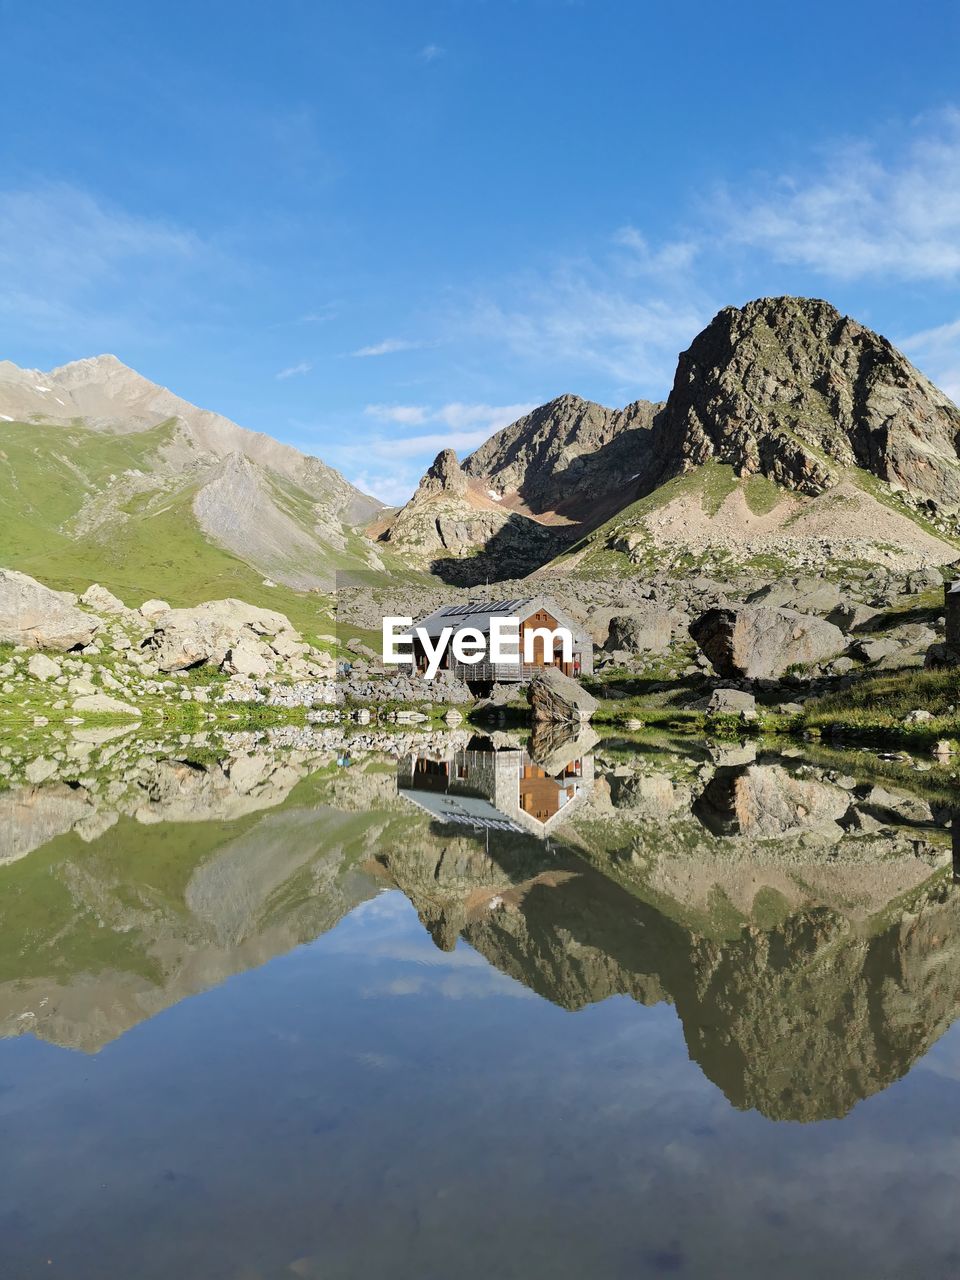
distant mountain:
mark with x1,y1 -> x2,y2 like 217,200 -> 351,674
377,393 -> 660,582
0,356 -> 386,624
381,298 -> 960,584
646,296 -> 960,506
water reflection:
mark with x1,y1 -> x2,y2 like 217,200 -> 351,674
396,728 -> 596,835
0,727 -> 956,1124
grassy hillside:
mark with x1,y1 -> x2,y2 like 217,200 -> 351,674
0,418 -> 387,640
546,461 -> 960,580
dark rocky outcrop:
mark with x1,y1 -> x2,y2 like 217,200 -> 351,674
649,296 -> 960,508
461,393 -> 660,518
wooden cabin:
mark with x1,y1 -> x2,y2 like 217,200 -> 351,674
402,595 -> 593,684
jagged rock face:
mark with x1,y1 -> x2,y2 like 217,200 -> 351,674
379,448 -> 564,583
690,604 -> 846,679
462,394 -> 660,516
415,448 -> 468,499
652,296 -> 960,506
379,395 -> 661,582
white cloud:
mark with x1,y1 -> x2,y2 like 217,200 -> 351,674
471,272 -> 707,390
364,403 -> 429,425
363,400 -> 535,453
276,360 -> 312,379
350,470 -> 423,506
900,315 -> 960,403
419,43 -> 445,62
718,108 -> 960,281
613,226 -> 699,276
350,337 -> 421,357
0,181 -> 212,345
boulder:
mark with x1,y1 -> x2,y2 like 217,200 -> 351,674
146,598 -> 298,673
27,653 -> 61,681
527,666 -> 598,724
707,688 -> 758,722
0,783 -> 94,865
747,577 -> 844,615
925,642 -> 960,670
0,568 -> 100,651
80,584 -> 130,616
73,692 -> 142,718
826,602 -> 880,633
139,599 -> 172,620
604,605 -> 673,655
689,606 -> 846,679
694,763 -> 850,839
223,639 -> 272,678
853,637 -> 901,664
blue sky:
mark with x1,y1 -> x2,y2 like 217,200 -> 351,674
2,0 -> 960,504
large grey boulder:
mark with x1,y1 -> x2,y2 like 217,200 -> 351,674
690,606 -> 846,679
747,577 -> 844,615
145,598 -> 297,673
0,568 -> 101,651
80,583 -> 133,617
527,666 -> 598,724
527,720 -> 599,772
707,688 -> 758,722
604,605 -> 673,655
827,602 -> 880,633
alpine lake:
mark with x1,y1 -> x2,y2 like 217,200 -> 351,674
1,719 -> 959,1280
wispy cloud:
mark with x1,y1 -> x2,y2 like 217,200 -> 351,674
276,360 -> 312,380
364,403 -> 429,425
328,401 -> 537,502
469,268 -> 708,391
364,400 -> 534,454
613,226 -> 699,276
717,108 -> 960,281
0,181 -> 215,347
900,315 -> 960,403
418,43 -> 445,62
350,337 -> 421,357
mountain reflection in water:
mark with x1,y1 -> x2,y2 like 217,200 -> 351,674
1,728 -> 959,1277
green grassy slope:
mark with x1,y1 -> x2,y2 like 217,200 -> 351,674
545,461 -> 960,579
0,419 -> 357,639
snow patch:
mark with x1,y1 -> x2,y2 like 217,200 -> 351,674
33,385 -> 50,393
0,414 -> 12,421
487,489 -> 503,501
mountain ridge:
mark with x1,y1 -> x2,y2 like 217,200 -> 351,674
0,355 -> 389,615
381,296 -> 960,584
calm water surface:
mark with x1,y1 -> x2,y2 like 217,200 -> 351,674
0,729 -> 959,1278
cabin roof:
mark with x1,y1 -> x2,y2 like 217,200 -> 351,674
406,596 -> 569,638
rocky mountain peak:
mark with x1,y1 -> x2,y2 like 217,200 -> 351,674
461,392 -> 661,517
417,448 -> 468,498
651,295 -> 960,508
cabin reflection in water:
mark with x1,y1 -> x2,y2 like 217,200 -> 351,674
397,735 -> 594,837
